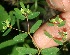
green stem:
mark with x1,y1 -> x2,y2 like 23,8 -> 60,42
27,18 -> 30,33
16,0 -> 21,33
17,19 -> 20,32
35,0 -> 37,11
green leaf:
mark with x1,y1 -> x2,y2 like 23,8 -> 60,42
37,6 -> 47,14
55,15 -> 65,27
14,12 -> 25,20
0,5 -> 10,21
0,33 -> 28,49
28,12 -> 40,19
44,31 -> 52,38
47,22 -> 54,26
49,19 -> 56,23
0,23 -> 3,31
9,11 -> 16,26
21,0 -> 34,4
14,8 -> 22,14
23,43 -> 30,48
55,15 -> 63,23
39,1 -> 48,6
14,8 -> 25,20
58,21 -> 66,27
62,35 -> 67,41
11,18 -> 15,26
27,5 -> 29,9
30,20 -> 42,33
20,2 -> 25,9
58,32 -> 63,36
18,53 -> 25,55
16,47 -> 38,55
10,46 -> 18,55
41,47 -> 59,55
0,5 -> 10,31
0,40 -> 17,49
2,11 -> 16,36
55,15 -> 60,21
54,39 -> 63,45
58,32 -> 67,41
13,33 -> 28,42
2,28 -> 11,36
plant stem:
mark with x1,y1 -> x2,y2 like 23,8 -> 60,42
35,0 -> 37,11
17,19 -> 20,32
26,17 -> 30,33
38,49 -> 42,55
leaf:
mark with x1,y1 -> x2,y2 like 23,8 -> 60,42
41,47 -> 59,55
2,11 -> 16,36
14,8 -> 22,14
27,5 -> 29,9
54,39 -> 63,45
39,1 -> 48,6
0,33 -> 28,49
10,46 -> 18,55
14,12 -> 25,20
11,18 -> 15,26
0,40 -> 17,49
14,8 -> 25,20
44,31 -> 52,38
59,32 -> 67,41
16,47 -> 38,55
0,5 -> 10,31
20,2 -> 25,9
13,33 -> 28,42
23,43 -> 30,48
62,35 -> 67,41
30,20 -> 42,33
18,53 -> 25,55
55,15 -> 65,27
58,32 -> 63,36
57,21 -> 66,27
55,15 -> 63,23
0,23 -> 4,31
9,11 -> 16,26
55,15 -> 60,21
21,0 -> 34,4
2,28 -> 11,36
28,12 -> 40,19
0,5 -> 10,21
49,19 -> 56,23
47,22 -> 54,26
37,6 -> 46,14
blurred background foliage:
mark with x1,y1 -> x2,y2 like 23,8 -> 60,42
0,0 -> 70,55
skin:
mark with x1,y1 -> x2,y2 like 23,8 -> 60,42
47,0 -> 70,12
33,24 -> 60,49
33,0 -> 70,49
